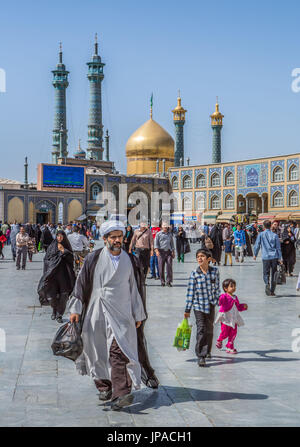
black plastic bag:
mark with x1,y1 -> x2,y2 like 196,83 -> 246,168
274,264 -> 286,285
51,321 -> 83,361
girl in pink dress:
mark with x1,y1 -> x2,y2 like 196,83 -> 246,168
215,278 -> 248,354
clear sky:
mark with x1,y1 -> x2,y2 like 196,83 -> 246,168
1,0 -> 300,182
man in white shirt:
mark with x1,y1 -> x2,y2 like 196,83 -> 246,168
68,225 -> 89,252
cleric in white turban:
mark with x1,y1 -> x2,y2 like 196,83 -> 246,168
67,218 -> 158,411
100,220 -> 126,238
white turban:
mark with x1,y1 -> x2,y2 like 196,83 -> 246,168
100,220 -> 126,237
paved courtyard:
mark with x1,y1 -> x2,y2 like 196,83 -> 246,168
1,241 -> 300,427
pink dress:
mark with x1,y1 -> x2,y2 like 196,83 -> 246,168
215,293 -> 247,350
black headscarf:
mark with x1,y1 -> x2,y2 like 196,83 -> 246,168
56,230 -> 73,253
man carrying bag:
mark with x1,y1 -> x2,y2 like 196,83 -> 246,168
254,220 -> 283,297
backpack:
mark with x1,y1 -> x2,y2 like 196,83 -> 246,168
205,236 -> 214,250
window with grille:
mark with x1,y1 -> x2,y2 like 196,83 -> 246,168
225,172 -> 234,186
196,174 -> 206,187
211,173 -> 220,187
225,195 -> 234,209
289,165 -> 298,181
211,195 -> 220,209
91,183 -> 102,200
172,177 -> 179,189
183,175 -> 192,188
273,191 -> 283,207
273,167 -> 284,182
289,190 -> 298,206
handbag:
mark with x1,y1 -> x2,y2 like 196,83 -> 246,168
205,236 -> 214,250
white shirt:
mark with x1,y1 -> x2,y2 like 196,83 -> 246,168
68,232 -> 89,251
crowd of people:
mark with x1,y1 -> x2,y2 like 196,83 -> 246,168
1,216 -> 300,410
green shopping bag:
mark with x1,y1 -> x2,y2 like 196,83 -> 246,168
173,318 -> 192,351
38,242 -> 42,252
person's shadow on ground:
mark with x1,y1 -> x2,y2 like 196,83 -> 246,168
185,349 -> 299,367
101,384 -> 268,414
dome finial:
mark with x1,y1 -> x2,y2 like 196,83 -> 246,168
150,93 -> 153,119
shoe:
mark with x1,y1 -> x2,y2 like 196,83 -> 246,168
51,312 -> 57,320
22,267 -> 25,270
226,348 -> 238,354
16,267 -> 20,270
265,284 -> 271,296
198,357 -> 206,367
270,292 -> 276,296
216,340 -> 222,349
167,282 -> 172,287
155,277 -> 160,280
111,393 -> 134,411
206,353 -> 212,359
56,315 -> 63,323
99,390 -> 112,401
161,283 -> 165,287
148,276 -> 156,279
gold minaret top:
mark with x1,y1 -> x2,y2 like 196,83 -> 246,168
172,91 -> 187,122
210,98 -> 224,126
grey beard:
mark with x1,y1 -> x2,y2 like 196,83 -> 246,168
107,241 -> 121,253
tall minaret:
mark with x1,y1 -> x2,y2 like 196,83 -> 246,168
172,91 -> 187,167
52,43 -> 69,164
210,98 -> 224,164
87,34 -> 105,160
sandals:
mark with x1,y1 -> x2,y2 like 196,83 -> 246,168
216,340 -> 222,349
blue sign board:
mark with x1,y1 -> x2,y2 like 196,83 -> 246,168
43,165 -> 84,189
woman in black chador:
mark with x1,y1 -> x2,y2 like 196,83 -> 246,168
209,224 -> 223,265
37,230 -> 75,323
281,227 -> 296,276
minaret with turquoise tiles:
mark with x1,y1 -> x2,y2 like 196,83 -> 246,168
87,34 -> 105,160
210,98 -> 224,164
52,43 -> 69,164
172,91 -> 187,167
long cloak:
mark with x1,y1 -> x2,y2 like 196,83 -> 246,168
244,230 -> 253,256
37,240 -> 75,305
175,231 -> 186,256
67,247 -> 157,388
210,225 -> 223,263
281,238 -> 296,267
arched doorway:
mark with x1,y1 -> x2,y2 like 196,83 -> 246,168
8,197 -> 24,223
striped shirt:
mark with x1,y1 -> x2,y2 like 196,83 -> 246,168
185,266 -> 220,314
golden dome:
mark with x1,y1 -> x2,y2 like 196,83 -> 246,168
126,118 -> 174,175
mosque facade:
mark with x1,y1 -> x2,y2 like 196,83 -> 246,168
169,102 -> 300,224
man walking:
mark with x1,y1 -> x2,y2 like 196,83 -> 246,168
184,248 -> 220,367
234,224 -> 246,263
149,223 -> 161,279
68,220 -> 157,410
254,220 -> 283,296
16,226 -> 29,270
129,222 -> 153,279
154,222 -> 175,287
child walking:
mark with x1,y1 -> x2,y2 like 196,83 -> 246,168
223,235 -> 233,266
215,278 -> 248,354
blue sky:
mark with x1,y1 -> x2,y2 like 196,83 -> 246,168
1,0 -> 300,182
